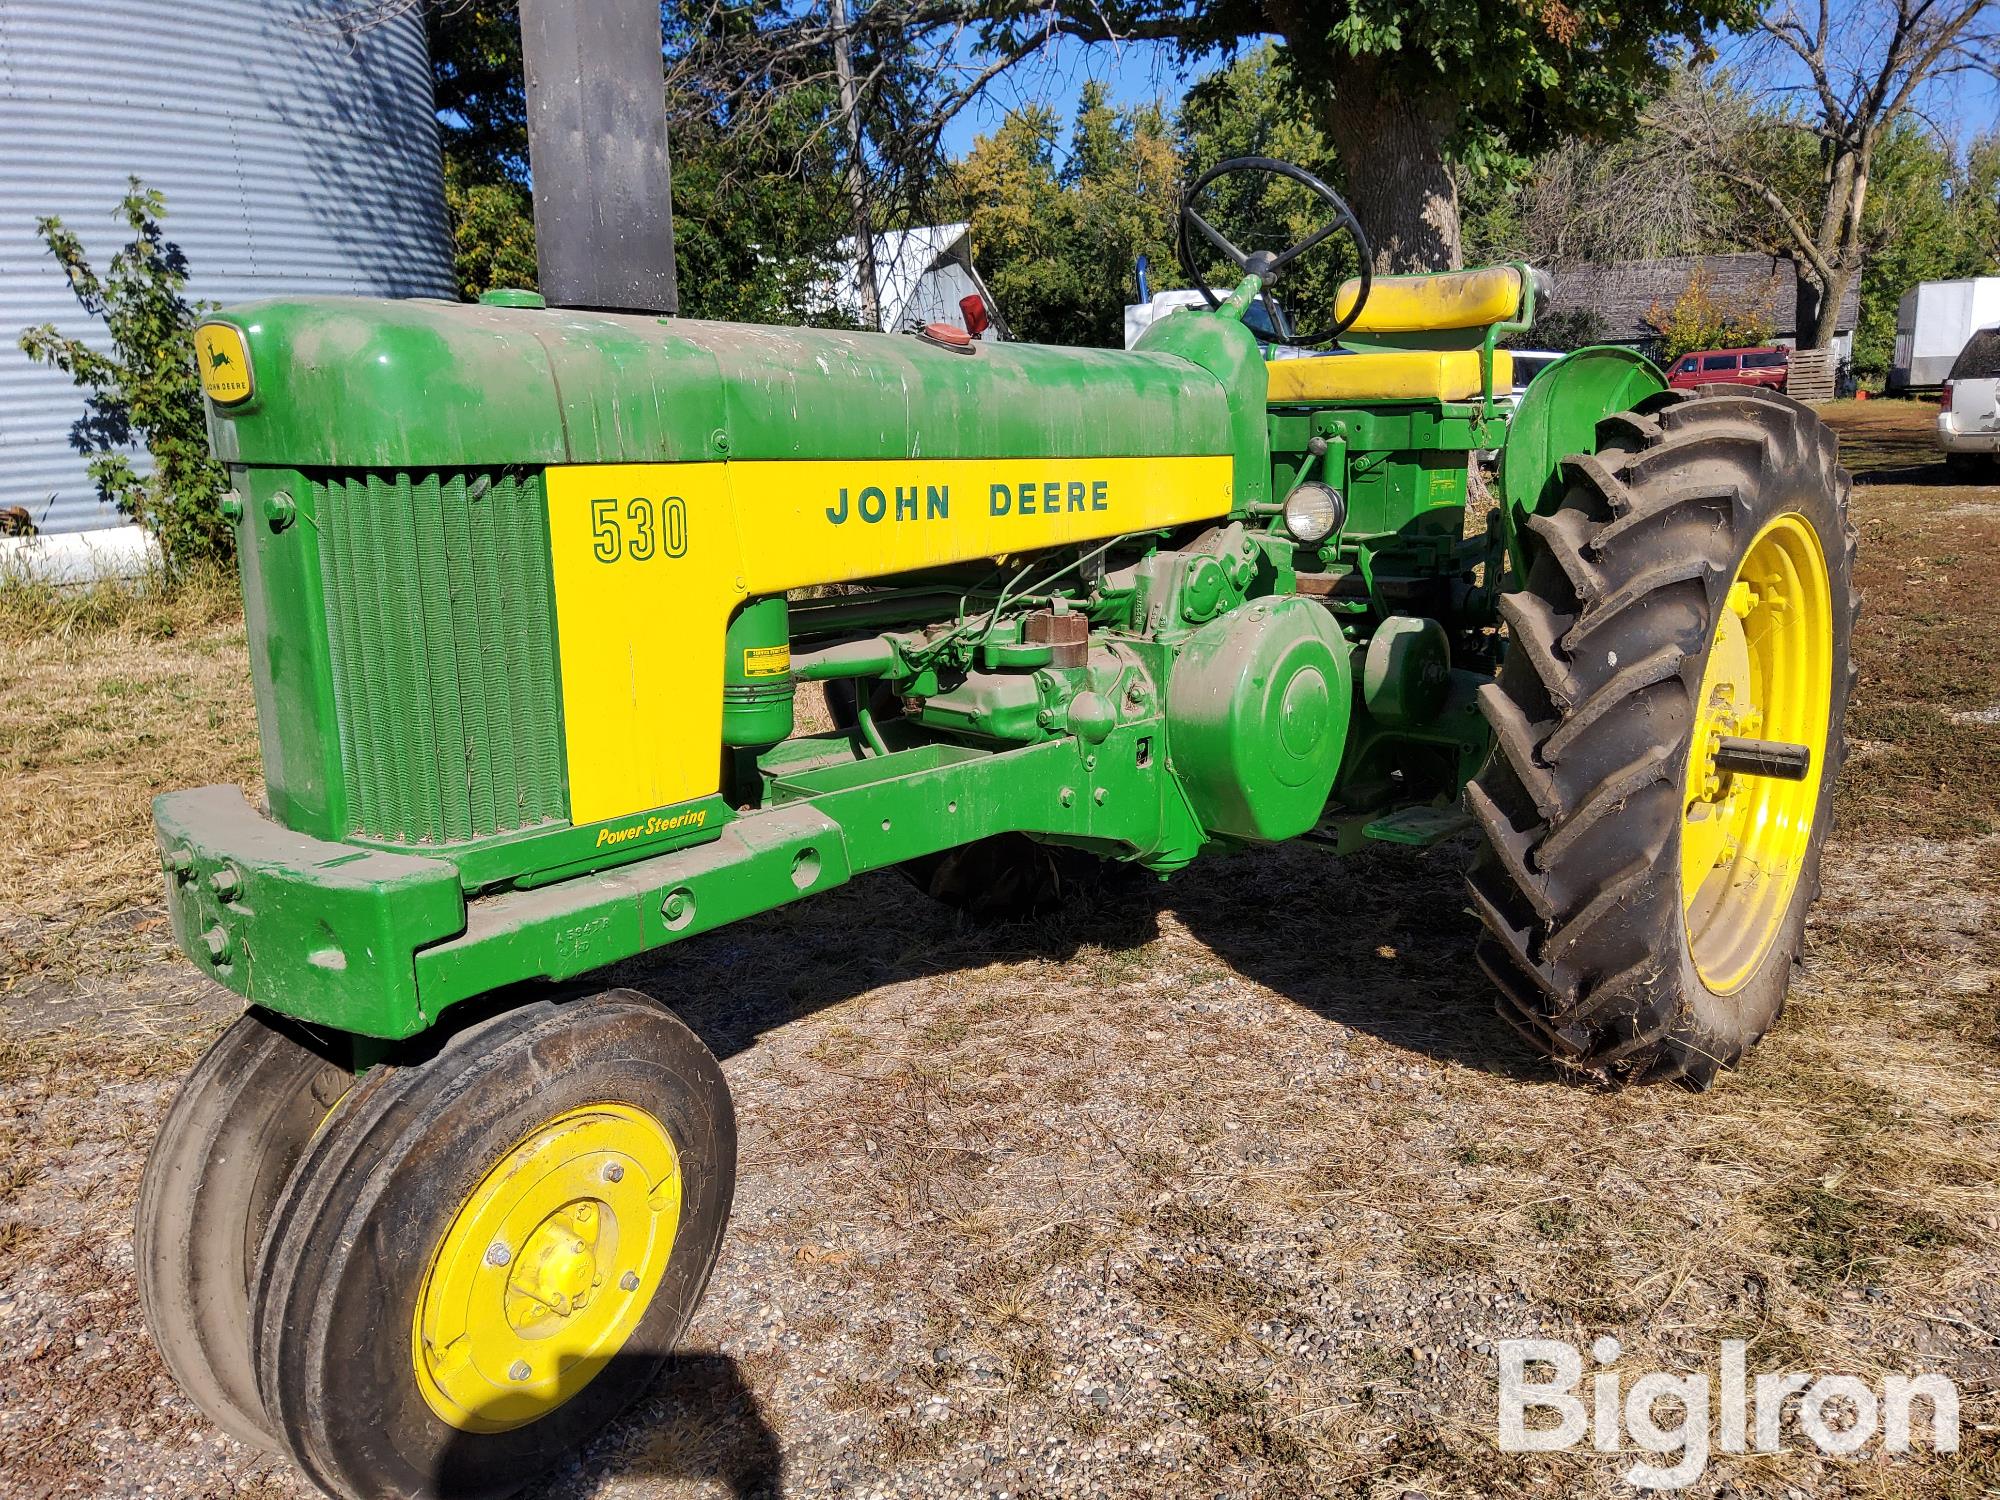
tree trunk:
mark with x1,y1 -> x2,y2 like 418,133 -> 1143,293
1795,270 -> 1826,349
1807,262 -> 1853,349
1793,151 -> 1866,350
1814,155 -> 1870,350
1310,65 -> 1461,272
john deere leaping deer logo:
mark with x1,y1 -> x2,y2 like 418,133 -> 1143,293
194,324 -> 252,404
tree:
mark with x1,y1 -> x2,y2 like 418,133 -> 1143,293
1464,70 -> 1744,268
1508,306 -> 1611,351
949,0 -> 1759,272
16,180 -> 231,570
441,157 -> 537,300
953,85 -> 1180,346
1176,43 -> 1360,316
1958,131 -> 2000,268
1849,122 -> 1996,374
1644,265 -> 1778,358
427,2 -> 530,186
1653,0 -> 1999,348
650,0 -> 1758,275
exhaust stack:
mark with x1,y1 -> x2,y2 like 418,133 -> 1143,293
518,0 -> 678,314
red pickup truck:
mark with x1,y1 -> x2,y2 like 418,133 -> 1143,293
1666,346 -> 1791,390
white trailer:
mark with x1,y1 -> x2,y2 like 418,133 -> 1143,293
1890,277 -> 2000,391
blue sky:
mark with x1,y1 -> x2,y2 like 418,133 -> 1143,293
937,37 -> 1210,158
936,23 -> 2000,164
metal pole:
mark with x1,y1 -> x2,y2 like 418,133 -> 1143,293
518,0 -> 678,314
830,0 -> 881,330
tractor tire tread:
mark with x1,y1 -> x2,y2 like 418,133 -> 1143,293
1468,385 -> 1856,1085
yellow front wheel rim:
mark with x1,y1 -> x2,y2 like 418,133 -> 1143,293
1679,512 -> 1834,994
411,1102 -> 683,1433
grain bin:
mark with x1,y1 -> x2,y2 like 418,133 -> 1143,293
0,0 -> 457,536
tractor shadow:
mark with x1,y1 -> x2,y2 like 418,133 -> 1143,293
1157,836 -> 1552,1083
444,1351 -> 784,1499
608,832 -> 1548,1084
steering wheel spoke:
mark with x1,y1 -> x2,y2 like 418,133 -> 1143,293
1184,208 -> 1246,267
1264,217 -> 1345,275
1175,155 -> 1374,346
1259,289 -> 1289,343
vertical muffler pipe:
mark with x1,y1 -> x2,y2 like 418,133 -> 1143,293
518,0 -> 678,314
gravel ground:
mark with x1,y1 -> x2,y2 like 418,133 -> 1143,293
1,402 -> 1996,1499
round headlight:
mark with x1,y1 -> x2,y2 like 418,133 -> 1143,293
1282,482 -> 1345,544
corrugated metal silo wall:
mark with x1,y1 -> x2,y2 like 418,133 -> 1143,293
0,1 -> 457,533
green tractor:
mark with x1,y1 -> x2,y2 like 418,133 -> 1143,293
139,157 -> 1854,1497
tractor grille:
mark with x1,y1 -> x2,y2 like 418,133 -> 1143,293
314,469 -> 567,845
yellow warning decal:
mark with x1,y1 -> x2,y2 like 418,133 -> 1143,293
742,643 -> 791,677
194,323 -> 252,405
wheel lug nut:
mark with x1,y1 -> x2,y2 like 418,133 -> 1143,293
620,1271 -> 640,1291
486,1243 -> 511,1266
602,1162 -> 625,1184
509,1360 -> 531,1381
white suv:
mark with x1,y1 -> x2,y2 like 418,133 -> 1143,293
1937,326 -> 2000,475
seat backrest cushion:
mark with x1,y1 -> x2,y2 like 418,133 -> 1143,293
1335,265 -> 1524,335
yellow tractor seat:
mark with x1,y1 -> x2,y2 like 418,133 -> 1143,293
1267,348 -> 1514,404
1334,265 -> 1525,334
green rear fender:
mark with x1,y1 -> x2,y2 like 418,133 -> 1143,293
1498,346 -> 1667,580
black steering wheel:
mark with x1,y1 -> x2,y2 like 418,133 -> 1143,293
1175,156 -> 1374,347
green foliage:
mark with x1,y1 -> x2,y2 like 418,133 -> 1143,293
1178,43 -> 1329,178
969,0 -> 1761,265
1459,155 -> 1535,267
954,47 -> 1358,347
16,179 -> 231,571
1644,266 -> 1775,361
1463,71 -> 1747,269
668,82 -> 858,326
1852,126 -> 2000,378
953,84 -> 1181,347
1263,0 -> 1758,162
427,3 -> 530,187
443,157 -> 538,300
1177,45 -> 1357,321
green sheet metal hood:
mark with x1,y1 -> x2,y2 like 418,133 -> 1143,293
203,298 -> 1239,469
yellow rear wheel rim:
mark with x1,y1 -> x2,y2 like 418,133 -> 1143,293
411,1102 -> 683,1433
1679,512 -> 1834,994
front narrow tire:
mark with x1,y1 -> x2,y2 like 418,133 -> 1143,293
1468,386 -> 1857,1086
136,1009 -> 353,1451
251,991 -> 737,1499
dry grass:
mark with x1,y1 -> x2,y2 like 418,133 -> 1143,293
1826,398 -> 2000,846
1,404 -> 1995,1497
0,565 -> 258,1001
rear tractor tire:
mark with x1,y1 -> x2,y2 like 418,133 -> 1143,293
240,989 -> 734,1500
1468,385 -> 1857,1086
